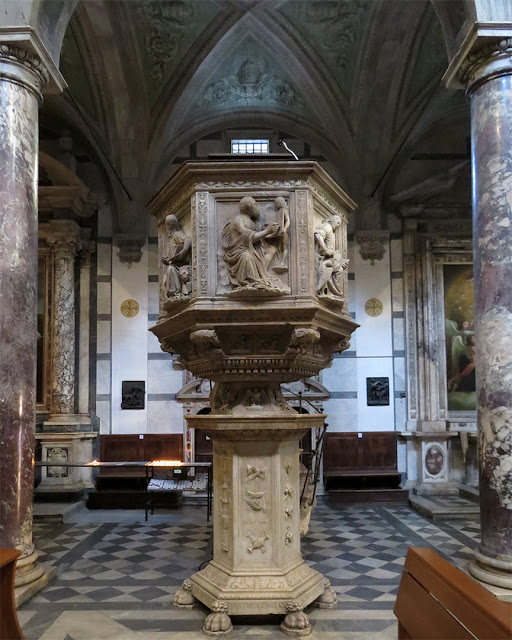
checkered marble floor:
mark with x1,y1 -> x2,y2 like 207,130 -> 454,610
21,500 -> 480,639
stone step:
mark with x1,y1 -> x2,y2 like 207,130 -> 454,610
459,484 -> 480,503
33,500 -> 87,524
410,493 -> 479,520
325,488 -> 410,503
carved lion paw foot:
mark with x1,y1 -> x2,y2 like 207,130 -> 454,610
173,579 -> 197,609
314,578 -> 338,609
280,600 -> 311,637
203,601 -> 233,636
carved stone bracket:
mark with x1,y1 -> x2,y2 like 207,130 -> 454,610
356,230 -> 389,265
114,235 -> 145,266
79,239 -> 96,267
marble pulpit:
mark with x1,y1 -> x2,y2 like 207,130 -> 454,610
149,160 -> 358,636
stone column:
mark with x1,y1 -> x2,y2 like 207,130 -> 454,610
0,42 -> 54,604
461,40 -> 512,589
47,221 -> 81,419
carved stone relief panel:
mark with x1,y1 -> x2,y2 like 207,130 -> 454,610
216,195 -> 291,296
241,454 -> 271,557
46,446 -> 68,478
216,447 -> 232,556
159,203 -> 193,311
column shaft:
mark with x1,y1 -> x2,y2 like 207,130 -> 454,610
0,49 -> 43,586
48,224 -> 80,417
470,68 -> 512,588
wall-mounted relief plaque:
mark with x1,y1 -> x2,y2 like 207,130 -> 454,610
366,377 -> 389,406
121,381 -> 145,409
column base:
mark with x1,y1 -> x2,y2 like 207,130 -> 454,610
191,560 -> 324,616
470,550 -> 512,590
15,562 -> 56,607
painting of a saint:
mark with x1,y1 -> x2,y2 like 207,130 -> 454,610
443,264 -> 475,411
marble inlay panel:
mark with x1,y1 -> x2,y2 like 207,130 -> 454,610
323,357 -> 357,392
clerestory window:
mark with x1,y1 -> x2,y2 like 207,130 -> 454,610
231,139 -> 269,154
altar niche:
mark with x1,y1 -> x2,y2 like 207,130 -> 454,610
149,161 -> 358,636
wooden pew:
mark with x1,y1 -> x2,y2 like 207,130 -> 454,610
323,431 -> 407,502
0,549 -> 25,640
394,547 -> 512,639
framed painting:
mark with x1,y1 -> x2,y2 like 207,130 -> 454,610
443,264 -> 475,411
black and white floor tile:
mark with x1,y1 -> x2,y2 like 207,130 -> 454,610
20,499 -> 480,639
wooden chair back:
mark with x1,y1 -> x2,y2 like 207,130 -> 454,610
0,549 -> 25,640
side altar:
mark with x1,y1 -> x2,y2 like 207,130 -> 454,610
149,161 -> 358,636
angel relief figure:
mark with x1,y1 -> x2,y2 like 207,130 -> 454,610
221,196 -> 290,295
314,215 -> 349,304
162,214 -> 192,300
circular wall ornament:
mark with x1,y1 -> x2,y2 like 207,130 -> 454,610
425,444 -> 444,476
364,298 -> 383,317
121,299 -> 139,318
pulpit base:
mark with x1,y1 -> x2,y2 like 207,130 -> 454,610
190,560 -> 324,616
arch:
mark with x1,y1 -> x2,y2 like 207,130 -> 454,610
382,99 -> 470,204
151,109 -> 350,191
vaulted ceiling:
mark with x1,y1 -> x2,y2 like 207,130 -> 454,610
41,0 -> 470,234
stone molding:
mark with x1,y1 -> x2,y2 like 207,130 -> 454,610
460,37 -> 512,93
0,43 -> 49,98
356,230 -> 389,265
0,27 -> 66,94
443,25 -> 512,91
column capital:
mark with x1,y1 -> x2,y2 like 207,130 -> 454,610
444,25 -> 512,93
0,27 -> 66,98
47,220 -> 81,257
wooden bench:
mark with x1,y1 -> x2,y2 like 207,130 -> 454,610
0,549 -> 25,640
394,547 -> 512,639
323,432 -> 407,502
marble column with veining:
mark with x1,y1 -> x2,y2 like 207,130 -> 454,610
47,222 -> 81,417
463,40 -> 512,589
0,44 -> 48,596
